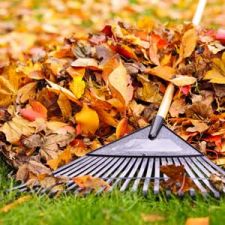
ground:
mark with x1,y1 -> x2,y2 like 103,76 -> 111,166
1,158 -> 225,225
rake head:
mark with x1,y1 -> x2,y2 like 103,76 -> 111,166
14,125 -> 225,198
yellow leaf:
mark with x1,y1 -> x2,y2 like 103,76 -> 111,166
0,76 -> 17,107
69,76 -> 86,99
181,29 -> 198,58
1,195 -> 31,213
146,66 -> 175,81
108,62 -> 134,105
75,104 -> 99,135
141,213 -> 165,222
17,82 -> 37,103
170,75 -> 197,86
185,217 -> 209,225
204,69 -> 225,84
46,80 -> 81,105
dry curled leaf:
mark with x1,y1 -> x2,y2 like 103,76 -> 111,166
141,213 -> 166,222
73,175 -> 110,192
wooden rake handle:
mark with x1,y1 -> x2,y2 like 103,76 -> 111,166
148,0 -> 207,140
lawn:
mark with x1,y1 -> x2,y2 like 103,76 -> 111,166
1,158 -> 225,225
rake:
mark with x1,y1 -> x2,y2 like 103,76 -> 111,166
14,0 -> 225,197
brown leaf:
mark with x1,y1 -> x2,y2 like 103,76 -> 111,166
169,98 -> 186,117
160,165 -> 197,193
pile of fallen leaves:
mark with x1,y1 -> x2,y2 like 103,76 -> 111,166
0,19 -> 225,190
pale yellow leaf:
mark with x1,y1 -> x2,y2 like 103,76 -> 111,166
170,75 -> 197,86
108,62 -> 134,105
141,213 -> 165,222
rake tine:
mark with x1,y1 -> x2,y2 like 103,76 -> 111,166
171,158 -> 186,197
153,158 -> 160,195
109,158 -> 136,192
68,157 -> 117,191
143,158 -> 154,196
200,157 -> 225,176
186,158 -> 220,198
96,158 -> 130,194
131,158 -> 148,192
120,158 -> 142,192
57,157 -> 100,177
179,158 -> 208,197
161,158 -> 171,197
54,156 -> 89,176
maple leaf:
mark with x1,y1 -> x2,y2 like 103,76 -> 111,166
75,104 -> 99,135
204,52 -> 225,84
108,61 -> 134,106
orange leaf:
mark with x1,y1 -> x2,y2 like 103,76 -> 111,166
20,101 -> 47,121
73,175 -> 110,192
116,118 -> 129,139
185,217 -> 209,225
145,66 -> 175,81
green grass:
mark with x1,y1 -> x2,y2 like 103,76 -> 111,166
0,158 -> 225,225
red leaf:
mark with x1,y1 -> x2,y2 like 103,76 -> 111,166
20,101 -> 47,121
215,29 -> 225,44
204,135 -> 222,148
151,33 -> 167,49
180,85 -> 191,96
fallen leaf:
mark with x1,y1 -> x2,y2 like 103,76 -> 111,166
169,98 -> 186,117
0,196 -> 32,213
20,101 -> 47,121
160,165 -> 197,193
71,58 -> 99,70
146,66 -> 175,81
0,76 -> 17,107
116,118 -> 129,139
170,75 -> 196,87
57,93 -> 72,120
185,217 -> 209,225
73,175 -> 110,192
69,75 -> 86,99
108,61 -> 134,105
75,104 -> 99,135
0,116 -> 37,143
204,69 -> 225,84
141,213 -> 165,222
